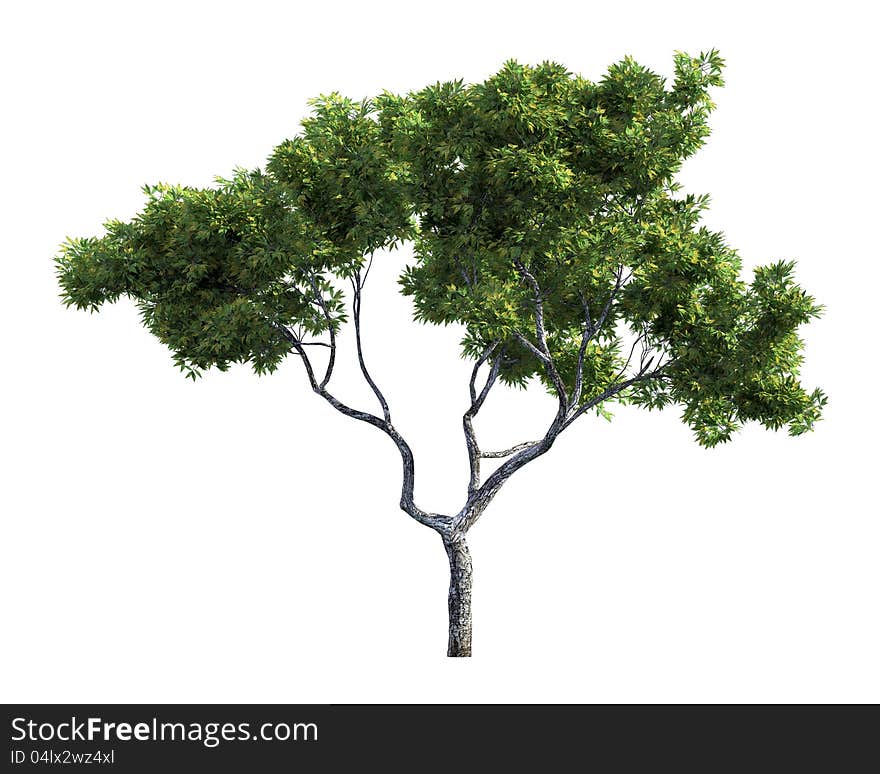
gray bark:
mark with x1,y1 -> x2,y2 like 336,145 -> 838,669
444,534 -> 473,657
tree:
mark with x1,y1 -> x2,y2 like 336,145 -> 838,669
55,51 -> 825,657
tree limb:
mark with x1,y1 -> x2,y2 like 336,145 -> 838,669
457,363 -> 668,531
351,271 -> 391,422
563,364 -> 667,429
512,332 -> 551,363
463,340 -> 501,494
307,272 -> 336,389
480,441 -> 538,458
514,260 -> 568,412
277,323 -> 451,534
571,265 -> 629,407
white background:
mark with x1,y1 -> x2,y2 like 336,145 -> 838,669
1,0 -> 877,702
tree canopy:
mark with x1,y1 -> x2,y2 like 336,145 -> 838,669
56,50 -> 825,448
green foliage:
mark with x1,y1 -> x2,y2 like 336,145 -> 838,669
56,51 -> 825,445
268,93 -> 413,262
379,54 -> 730,373
379,51 -> 824,444
56,169 -> 338,377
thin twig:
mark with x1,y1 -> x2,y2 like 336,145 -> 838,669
571,264 -> 631,406
564,364 -> 666,429
307,272 -> 336,389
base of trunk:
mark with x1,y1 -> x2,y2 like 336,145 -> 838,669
444,534 -> 473,657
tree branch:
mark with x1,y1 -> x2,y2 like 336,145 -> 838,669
463,341 -> 501,495
457,363 -> 668,531
277,323 -> 451,534
351,271 -> 391,422
563,364 -> 667,430
571,265 -> 629,407
512,332 -> 551,363
514,260 -> 569,412
307,273 -> 336,389
570,296 -> 594,409
480,441 -> 538,458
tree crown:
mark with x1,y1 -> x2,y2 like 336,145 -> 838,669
56,51 -> 825,446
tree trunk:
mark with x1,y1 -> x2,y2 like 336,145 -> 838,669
444,534 -> 473,657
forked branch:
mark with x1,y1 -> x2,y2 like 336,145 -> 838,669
571,265 -> 630,406
514,260 -> 569,413
307,272 -> 337,389
463,340 -> 502,494
277,322 -> 450,534
457,362 -> 668,531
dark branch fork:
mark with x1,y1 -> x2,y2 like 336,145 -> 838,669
453,259 -> 664,531
571,264 -> 630,407
458,359 -> 666,531
513,259 -> 569,414
276,278 -> 452,534
278,255 -> 666,538
275,256 -> 668,658
462,340 -> 502,496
